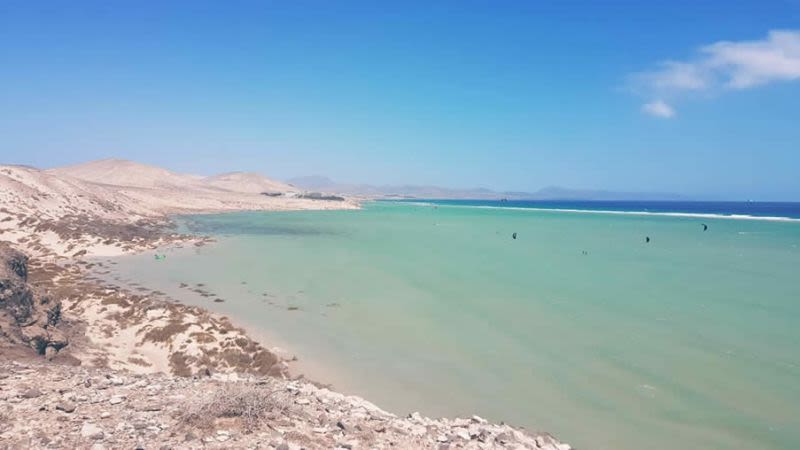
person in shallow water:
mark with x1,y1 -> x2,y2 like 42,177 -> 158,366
702,223 -> 708,231
512,232 -> 517,240
645,236 -> 650,243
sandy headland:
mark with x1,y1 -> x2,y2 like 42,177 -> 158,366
0,159 -> 569,449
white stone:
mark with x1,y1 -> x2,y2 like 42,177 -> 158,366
409,424 -> 427,436
471,415 -> 487,424
81,423 -> 104,440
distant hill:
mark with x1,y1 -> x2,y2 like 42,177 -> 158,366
50,159 -> 295,194
50,159 -> 203,190
1,160 -> 353,221
202,172 -> 293,194
286,176 -> 684,201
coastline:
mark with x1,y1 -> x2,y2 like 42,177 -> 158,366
0,164 -> 570,449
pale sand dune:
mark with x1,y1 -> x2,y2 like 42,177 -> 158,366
1,160 -> 357,222
48,158 -> 205,190
49,158 -> 294,194
0,164 -> 143,220
1,160 -> 357,261
202,171 -> 295,194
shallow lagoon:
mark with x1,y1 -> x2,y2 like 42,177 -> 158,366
100,202 -> 800,450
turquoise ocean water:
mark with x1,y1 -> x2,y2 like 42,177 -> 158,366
98,201 -> 800,450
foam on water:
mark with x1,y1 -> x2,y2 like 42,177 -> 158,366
400,201 -> 800,222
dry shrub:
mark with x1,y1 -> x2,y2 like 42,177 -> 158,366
179,383 -> 282,431
142,321 -> 191,343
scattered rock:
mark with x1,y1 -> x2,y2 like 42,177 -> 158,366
0,343 -> 569,450
80,422 -> 104,440
471,414 -> 487,424
22,388 -> 42,398
55,401 -> 77,413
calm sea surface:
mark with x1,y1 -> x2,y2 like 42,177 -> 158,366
98,201 -> 800,450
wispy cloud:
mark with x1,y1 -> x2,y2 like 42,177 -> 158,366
641,100 -> 675,118
630,30 -> 800,117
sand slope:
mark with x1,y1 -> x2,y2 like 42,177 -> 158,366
1,160 -> 357,260
49,159 -> 203,190
50,159 -> 295,194
0,164 -> 141,220
203,171 -> 294,194
2,160 -> 356,221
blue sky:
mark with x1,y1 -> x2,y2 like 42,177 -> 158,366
1,1 -> 799,200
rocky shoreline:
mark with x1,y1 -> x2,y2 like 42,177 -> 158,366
0,360 -> 568,450
1,240 -> 572,449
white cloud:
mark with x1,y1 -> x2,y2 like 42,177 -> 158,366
631,30 -> 800,116
641,100 -> 675,118
640,61 -> 709,91
703,30 -> 800,88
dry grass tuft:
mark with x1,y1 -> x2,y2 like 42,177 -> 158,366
179,383 -> 282,431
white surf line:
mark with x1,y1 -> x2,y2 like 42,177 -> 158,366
389,201 -> 800,223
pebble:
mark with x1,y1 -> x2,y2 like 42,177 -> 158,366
22,388 -> 42,398
56,401 -> 77,413
81,422 -> 104,440
109,395 -> 125,405
410,424 -> 427,436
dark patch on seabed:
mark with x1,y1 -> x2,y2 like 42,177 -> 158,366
181,219 -> 338,237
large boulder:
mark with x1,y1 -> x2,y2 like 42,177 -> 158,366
0,242 -> 67,356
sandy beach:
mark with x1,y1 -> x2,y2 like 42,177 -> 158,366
0,159 -> 569,449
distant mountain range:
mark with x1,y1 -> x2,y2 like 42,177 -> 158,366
286,175 -> 685,201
